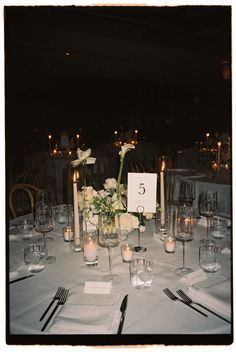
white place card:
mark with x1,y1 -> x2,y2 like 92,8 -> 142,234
127,173 -> 157,213
185,268 -> 208,285
84,281 -> 112,294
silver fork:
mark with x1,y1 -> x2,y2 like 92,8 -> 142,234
39,286 -> 65,321
163,288 -> 208,317
41,288 -> 69,332
176,289 -> 231,324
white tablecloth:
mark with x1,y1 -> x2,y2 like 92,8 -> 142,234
8,216 -> 232,345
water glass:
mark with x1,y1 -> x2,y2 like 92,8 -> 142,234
54,204 -> 69,224
17,219 -> 34,240
130,257 -> 153,289
210,217 -> 227,239
199,242 -> 221,272
24,243 -> 46,273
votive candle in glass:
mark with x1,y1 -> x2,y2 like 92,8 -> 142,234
83,232 -> 98,266
121,243 -> 134,262
164,235 -> 176,253
63,226 -> 74,242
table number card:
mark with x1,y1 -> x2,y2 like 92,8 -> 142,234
127,173 -> 157,213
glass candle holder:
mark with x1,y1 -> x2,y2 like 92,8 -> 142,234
63,226 -> 74,242
164,235 -> 176,253
121,243 -> 134,262
83,231 -> 98,266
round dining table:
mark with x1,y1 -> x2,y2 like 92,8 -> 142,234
7,213 -> 232,346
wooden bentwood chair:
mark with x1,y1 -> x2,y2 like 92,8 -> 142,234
9,183 -> 41,218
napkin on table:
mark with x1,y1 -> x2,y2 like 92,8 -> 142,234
49,293 -> 121,334
188,277 -> 231,319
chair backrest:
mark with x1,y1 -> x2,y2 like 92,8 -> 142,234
9,183 -> 41,218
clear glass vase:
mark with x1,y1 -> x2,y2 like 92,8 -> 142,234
98,212 -> 120,283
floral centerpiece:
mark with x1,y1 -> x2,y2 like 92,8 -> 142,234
73,144 -> 153,234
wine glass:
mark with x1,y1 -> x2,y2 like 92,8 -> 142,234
178,179 -> 196,206
174,205 -> 195,276
34,201 -> 56,264
198,191 -> 217,240
98,212 -> 120,283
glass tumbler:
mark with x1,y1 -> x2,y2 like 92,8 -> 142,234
24,243 -> 46,273
199,242 -> 221,273
130,257 -> 153,289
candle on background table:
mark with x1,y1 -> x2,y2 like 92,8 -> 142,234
48,133 -> 52,154
73,170 -> 80,244
206,132 -> 210,150
76,133 -> 80,148
160,160 -> 166,226
217,141 -> 221,173
121,244 -> 134,262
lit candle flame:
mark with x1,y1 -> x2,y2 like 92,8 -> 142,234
161,160 -> 166,172
73,170 -> 79,183
48,134 -> 52,140
217,141 -> 221,147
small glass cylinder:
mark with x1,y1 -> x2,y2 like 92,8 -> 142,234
199,242 -> 221,273
63,226 -> 74,242
121,243 -> 134,262
83,231 -> 98,266
164,235 -> 176,253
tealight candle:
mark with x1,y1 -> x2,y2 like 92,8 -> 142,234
121,244 -> 134,262
63,226 -> 74,242
164,236 -> 176,253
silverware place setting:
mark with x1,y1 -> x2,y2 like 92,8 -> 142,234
176,289 -> 231,324
163,288 -> 208,317
40,287 -> 69,332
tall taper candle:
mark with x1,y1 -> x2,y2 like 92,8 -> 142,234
217,141 -> 221,173
160,160 -> 166,225
73,170 -> 80,242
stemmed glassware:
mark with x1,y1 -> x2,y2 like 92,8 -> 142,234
174,205 -> 195,276
34,200 -> 56,264
178,179 -> 196,206
198,191 -> 217,240
98,212 -> 120,283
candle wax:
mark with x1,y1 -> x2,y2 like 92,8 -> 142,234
84,242 -> 98,261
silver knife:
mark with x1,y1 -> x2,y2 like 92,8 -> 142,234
117,294 -> 128,334
10,274 -> 34,284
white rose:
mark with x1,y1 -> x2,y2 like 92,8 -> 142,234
104,178 -> 117,190
118,213 -> 139,233
144,212 -> 153,220
84,186 -> 94,201
139,225 -> 146,233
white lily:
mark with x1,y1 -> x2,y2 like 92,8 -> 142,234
119,143 -> 135,158
71,148 -> 96,167
117,144 -> 135,195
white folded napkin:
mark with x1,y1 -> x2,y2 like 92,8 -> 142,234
49,293 -> 121,334
188,277 -> 231,319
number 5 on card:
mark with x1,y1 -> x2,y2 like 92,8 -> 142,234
127,173 -> 157,213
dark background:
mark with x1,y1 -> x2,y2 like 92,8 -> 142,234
5,5 -> 231,173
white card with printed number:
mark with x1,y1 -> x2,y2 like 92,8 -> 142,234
127,173 -> 157,213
